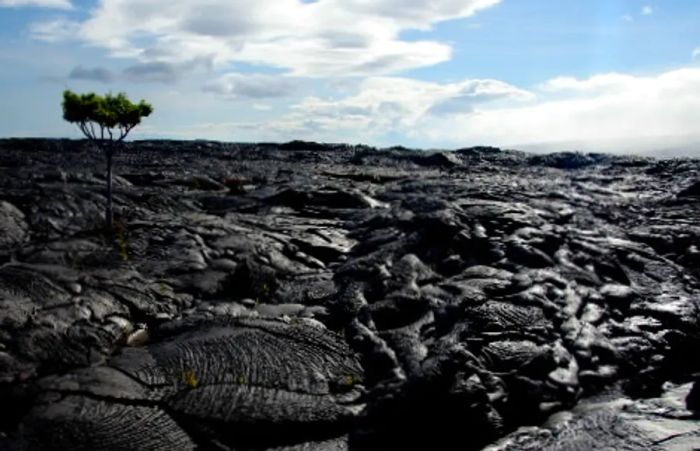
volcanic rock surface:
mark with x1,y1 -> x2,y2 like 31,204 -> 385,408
0,138 -> 699,450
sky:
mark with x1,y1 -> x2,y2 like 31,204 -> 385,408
1,0 -> 700,153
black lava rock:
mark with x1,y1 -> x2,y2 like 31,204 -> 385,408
0,138 -> 699,450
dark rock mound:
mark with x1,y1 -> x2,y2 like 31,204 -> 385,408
487,383 -> 700,450
455,146 -> 526,165
456,146 -> 503,156
20,396 -> 196,451
1,138 -> 700,451
528,151 -> 611,169
411,151 -> 463,167
8,317 -> 364,450
678,180 -> 700,197
279,140 -> 332,152
687,377 -> 700,411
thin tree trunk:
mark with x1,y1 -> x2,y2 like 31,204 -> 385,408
106,148 -> 114,229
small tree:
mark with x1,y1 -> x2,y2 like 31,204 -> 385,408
62,90 -> 153,229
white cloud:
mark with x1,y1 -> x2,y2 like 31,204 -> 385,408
203,73 -> 299,99
66,57 -> 213,85
428,79 -> 534,114
209,68 -> 700,150
693,47 -> 700,60
152,76 -> 531,143
622,14 -> 634,22
0,0 -> 71,8
184,76 -> 529,142
122,62 -> 181,83
293,77 -> 532,134
69,65 -> 114,83
419,68 -> 700,149
29,18 -> 80,42
31,0 -> 500,77
538,73 -> 642,93
642,5 -> 653,15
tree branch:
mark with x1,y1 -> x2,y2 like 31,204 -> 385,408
78,122 -> 95,141
88,122 -> 97,141
118,125 -> 131,142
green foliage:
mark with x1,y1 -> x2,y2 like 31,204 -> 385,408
158,280 -> 169,296
113,220 -> 129,261
62,90 -> 153,230
62,90 -> 153,143
181,370 -> 199,388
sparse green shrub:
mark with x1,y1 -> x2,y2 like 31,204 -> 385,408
113,219 -> 129,261
62,90 -> 153,229
181,370 -> 199,388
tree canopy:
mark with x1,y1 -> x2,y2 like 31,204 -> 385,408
61,90 -> 153,229
62,90 -> 153,143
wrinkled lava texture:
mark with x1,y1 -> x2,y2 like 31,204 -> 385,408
1,138 -> 699,450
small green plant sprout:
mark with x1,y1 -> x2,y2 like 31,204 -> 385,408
329,374 -> 359,393
253,282 -> 271,303
181,371 -> 199,388
113,220 -> 129,261
158,280 -> 169,295
62,90 -> 153,230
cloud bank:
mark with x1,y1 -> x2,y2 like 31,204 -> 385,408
173,68 -> 700,152
28,1 -> 700,153
418,68 -> 700,149
69,66 -> 114,83
0,0 -> 70,8
203,73 -> 299,99
33,0 -> 500,76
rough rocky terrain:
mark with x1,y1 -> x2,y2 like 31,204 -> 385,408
0,138 -> 699,450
